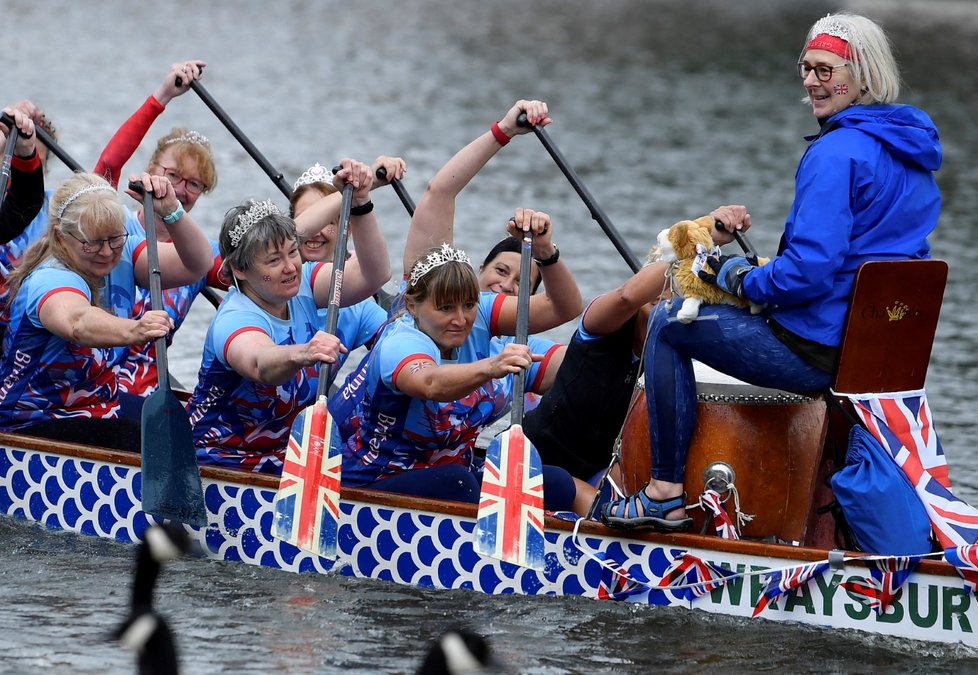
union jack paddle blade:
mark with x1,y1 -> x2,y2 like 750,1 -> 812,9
272,396 -> 342,558
475,424 -> 545,570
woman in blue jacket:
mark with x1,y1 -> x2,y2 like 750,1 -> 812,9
602,11 -> 942,531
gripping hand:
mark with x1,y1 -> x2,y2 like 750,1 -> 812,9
698,254 -> 752,297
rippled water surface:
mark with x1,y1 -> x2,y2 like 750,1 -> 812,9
3,0 -> 978,671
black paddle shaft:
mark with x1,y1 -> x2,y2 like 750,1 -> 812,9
316,169 -> 356,398
510,228 -> 534,423
128,181 -> 171,390
714,220 -> 759,265
516,113 -> 641,273
375,166 -> 416,216
181,78 -> 293,199
0,113 -> 21,213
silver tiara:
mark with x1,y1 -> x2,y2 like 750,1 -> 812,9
162,130 -> 211,149
811,14 -> 852,42
293,162 -> 335,191
409,243 -> 472,287
56,184 -> 116,220
229,199 -> 281,247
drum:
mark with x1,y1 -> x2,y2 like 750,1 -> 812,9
618,366 -> 826,543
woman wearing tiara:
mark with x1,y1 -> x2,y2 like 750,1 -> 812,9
288,156 -> 406,373
0,172 -> 214,449
602,11 -> 942,531
92,59 -> 226,407
187,160 -> 391,474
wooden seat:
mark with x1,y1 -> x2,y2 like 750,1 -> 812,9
619,259 -> 948,545
805,258 -> 948,547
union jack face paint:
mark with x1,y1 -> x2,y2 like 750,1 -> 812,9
833,83 -> 850,96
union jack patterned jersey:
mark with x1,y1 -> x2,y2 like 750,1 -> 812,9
0,222 -> 146,430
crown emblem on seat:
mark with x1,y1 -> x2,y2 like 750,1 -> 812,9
886,301 -> 910,322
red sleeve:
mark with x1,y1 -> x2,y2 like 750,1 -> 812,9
93,95 -> 166,188
488,293 -> 507,335
205,254 -> 230,290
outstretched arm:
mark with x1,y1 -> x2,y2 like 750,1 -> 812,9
93,60 -> 205,187
403,99 -> 551,275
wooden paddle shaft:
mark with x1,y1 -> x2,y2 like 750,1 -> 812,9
510,228 -> 533,423
315,175 -> 356,398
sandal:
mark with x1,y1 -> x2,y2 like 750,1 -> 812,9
600,485 -> 693,532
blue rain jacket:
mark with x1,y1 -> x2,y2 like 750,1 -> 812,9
742,104 -> 941,347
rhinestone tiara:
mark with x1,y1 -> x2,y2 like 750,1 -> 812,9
810,14 -> 852,42
56,184 -> 116,220
229,199 -> 281,248
409,243 -> 472,287
293,162 -> 335,191
162,130 -> 211,149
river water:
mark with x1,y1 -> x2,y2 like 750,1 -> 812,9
3,0 -> 978,671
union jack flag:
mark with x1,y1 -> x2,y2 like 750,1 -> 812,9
699,489 -> 739,540
272,396 -> 342,558
847,390 -> 978,548
593,544 -> 651,602
657,551 -> 735,601
841,556 -> 917,613
475,424 -> 545,570
944,545 -> 978,593
752,561 -> 829,617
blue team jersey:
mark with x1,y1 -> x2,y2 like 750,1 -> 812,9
335,291 -> 555,487
188,262 -> 386,474
0,226 -> 146,430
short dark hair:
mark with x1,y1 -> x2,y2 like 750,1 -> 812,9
481,236 -> 542,293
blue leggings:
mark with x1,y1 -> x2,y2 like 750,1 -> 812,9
645,303 -> 832,483
366,463 -> 577,512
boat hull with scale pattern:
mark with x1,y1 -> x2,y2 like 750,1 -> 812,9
1,431 -> 975,648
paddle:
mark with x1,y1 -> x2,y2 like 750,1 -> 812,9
179,77 -> 293,199
375,166 -> 415,216
475,226 -> 546,570
517,113 -> 640,273
271,169 -> 354,558
128,181 -> 207,528
33,123 -> 83,173
0,113 -> 22,213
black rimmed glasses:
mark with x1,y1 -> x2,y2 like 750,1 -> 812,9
65,231 -> 129,254
797,62 -> 849,82
159,165 -> 206,195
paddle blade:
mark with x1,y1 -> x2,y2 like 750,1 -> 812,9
475,424 -> 545,570
140,387 -> 207,528
272,396 -> 342,558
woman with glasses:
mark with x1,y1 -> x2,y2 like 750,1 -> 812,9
91,60 -> 225,411
602,12 -> 941,531
0,172 -> 213,449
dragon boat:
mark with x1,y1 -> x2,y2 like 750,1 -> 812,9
2,259 -> 976,648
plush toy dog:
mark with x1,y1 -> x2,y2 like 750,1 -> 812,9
654,216 -> 765,324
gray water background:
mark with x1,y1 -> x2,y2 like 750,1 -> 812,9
2,0 -> 978,671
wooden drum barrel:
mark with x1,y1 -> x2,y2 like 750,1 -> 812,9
619,369 -> 827,543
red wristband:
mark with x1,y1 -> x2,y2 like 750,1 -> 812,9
490,121 -> 511,146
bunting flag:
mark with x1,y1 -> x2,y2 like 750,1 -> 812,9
594,548 -> 650,601
847,390 -> 978,548
657,551 -> 736,601
944,545 -> 978,593
841,556 -> 918,613
698,489 -> 739,540
752,561 -> 830,617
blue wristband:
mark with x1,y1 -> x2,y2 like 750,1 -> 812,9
161,202 -> 185,225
